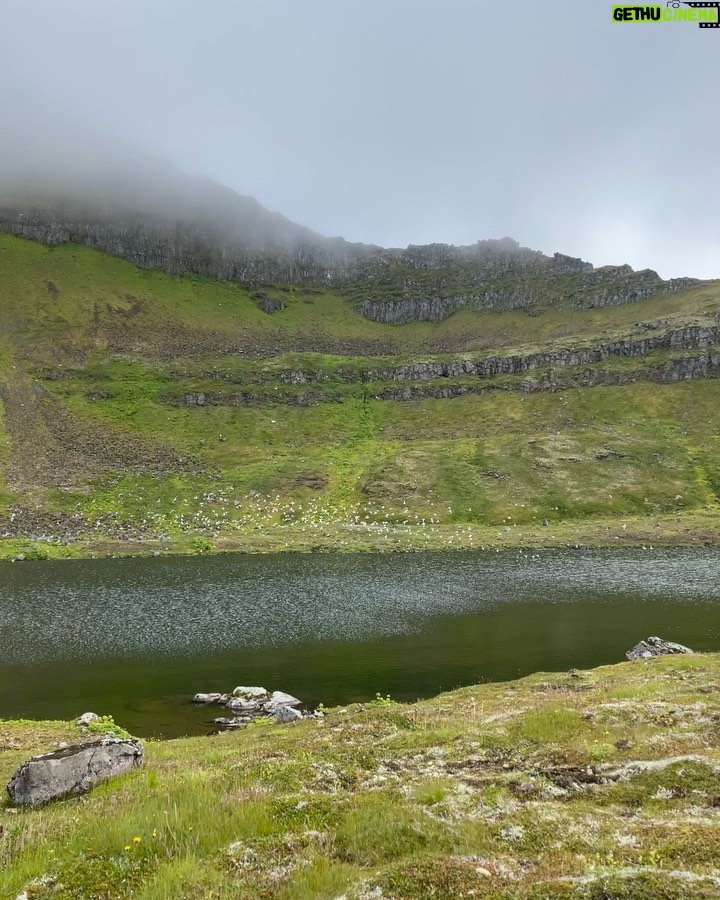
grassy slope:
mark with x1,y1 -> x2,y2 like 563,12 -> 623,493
1,234 -> 719,557
3,655 -> 720,898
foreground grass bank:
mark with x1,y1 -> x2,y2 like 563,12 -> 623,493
3,655 -> 720,898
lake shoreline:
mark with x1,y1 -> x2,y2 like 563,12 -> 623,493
2,508 -> 719,561
2,546 -> 718,737
4,654 -> 720,897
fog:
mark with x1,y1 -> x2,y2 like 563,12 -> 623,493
1,0 -> 718,278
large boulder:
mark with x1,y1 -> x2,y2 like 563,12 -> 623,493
265,691 -> 301,713
7,737 -> 143,806
232,686 -> 269,701
225,697 -> 261,714
192,693 -> 224,704
274,705 -> 303,724
626,636 -> 694,661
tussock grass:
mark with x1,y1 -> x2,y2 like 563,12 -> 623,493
4,655 -> 720,897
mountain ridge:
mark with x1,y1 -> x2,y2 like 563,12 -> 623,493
0,161 -> 708,323
0,152 -> 718,558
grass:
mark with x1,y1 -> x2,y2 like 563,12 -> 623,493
4,655 -> 720,897
0,233 -> 719,557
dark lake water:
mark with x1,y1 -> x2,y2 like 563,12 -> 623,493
1,549 -> 718,738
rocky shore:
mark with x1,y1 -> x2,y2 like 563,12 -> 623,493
192,685 -> 324,728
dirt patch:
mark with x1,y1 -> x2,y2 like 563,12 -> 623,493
295,472 -> 328,490
0,372 -> 190,496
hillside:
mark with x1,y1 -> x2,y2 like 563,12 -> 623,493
3,654 -> 720,898
0,156 -> 702,314
0,226 -> 719,559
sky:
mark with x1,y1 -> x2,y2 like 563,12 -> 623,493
1,0 -> 719,279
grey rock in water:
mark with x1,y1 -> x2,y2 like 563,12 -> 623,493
193,684 -> 306,728
265,691 -> 301,712
232,686 -> 269,700
225,697 -> 261,714
274,706 -> 303,724
192,693 -> 224,704
626,636 -> 695,661
75,712 -> 100,726
213,716 -> 251,728
7,737 -> 143,806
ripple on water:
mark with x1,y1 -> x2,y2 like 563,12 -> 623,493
0,549 -> 719,665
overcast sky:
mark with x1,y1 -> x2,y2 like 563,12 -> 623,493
2,0 -> 718,278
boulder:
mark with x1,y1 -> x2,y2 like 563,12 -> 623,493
232,686 -> 269,700
274,706 -> 303,724
626,636 -> 694,661
265,691 -> 301,713
213,717 -> 251,728
225,697 -> 261,714
7,737 -> 143,806
75,712 -> 100,726
192,693 -> 224,704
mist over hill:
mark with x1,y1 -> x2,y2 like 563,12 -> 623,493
0,96 -> 719,559
0,109 -> 706,322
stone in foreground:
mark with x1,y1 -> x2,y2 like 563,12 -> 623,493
626,636 -> 694,661
7,737 -> 143,806
274,705 -> 303,723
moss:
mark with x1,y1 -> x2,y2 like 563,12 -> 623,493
600,761 -> 720,809
5,656 -> 720,897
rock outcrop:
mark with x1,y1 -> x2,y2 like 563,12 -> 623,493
165,325 -> 720,409
366,327 -> 720,383
0,171 -> 704,324
573,265 -> 699,309
7,737 -> 143,806
193,685 -> 309,728
626,636 -> 694,661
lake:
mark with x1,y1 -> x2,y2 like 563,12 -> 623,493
1,549 -> 718,738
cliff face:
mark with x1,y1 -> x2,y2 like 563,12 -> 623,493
0,171 -> 703,322
365,325 -> 720,381
354,263 -> 701,324
374,352 -> 720,402
0,202 -> 586,288
0,203 -> 376,284
168,354 -> 720,407
164,325 -> 720,408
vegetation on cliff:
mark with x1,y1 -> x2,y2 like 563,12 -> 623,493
0,233 -> 719,557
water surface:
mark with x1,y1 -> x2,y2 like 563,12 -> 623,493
1,549 -> 718,737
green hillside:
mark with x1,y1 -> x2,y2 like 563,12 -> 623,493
1,233 -> 719,558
